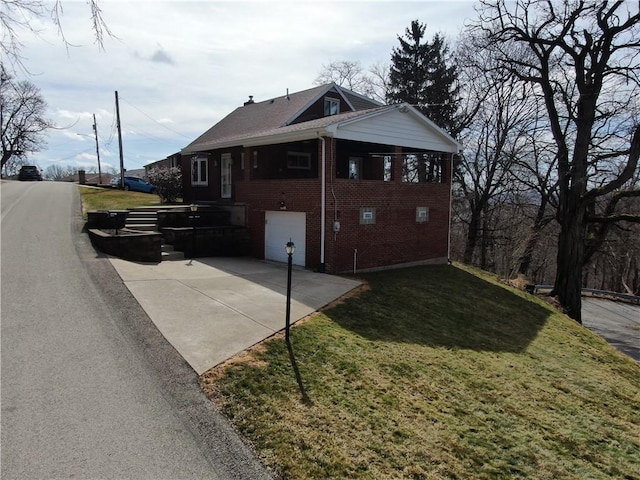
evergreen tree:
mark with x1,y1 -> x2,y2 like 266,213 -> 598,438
387,20 -> 460,136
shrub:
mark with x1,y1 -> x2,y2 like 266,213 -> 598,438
147,167 -> 182,203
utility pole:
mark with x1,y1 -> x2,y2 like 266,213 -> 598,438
115,90 -> 125,189
92,113 -> 102,185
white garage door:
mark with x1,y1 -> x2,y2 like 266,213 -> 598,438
265,211 -> 306,267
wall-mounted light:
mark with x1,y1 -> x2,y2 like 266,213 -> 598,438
279,192 -> 287,210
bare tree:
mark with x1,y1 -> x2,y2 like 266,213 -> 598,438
314,59 -> 389,103
0,68 -> 52,175
472,0 -> 640,323
509,115 -> 559,278
366,61 -> 390,104
455,35 -> 540,267
43,163 -> 75,180
1,0 -> 112,71
314,60 -> 367,91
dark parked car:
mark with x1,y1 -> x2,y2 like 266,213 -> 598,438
110,176 -> 157,194
18,165 -> 42,181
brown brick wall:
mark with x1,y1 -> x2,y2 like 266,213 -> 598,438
186,137 -> 452,273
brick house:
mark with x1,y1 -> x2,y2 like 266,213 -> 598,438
181,83 -> 461,274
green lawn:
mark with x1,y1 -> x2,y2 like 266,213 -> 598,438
201,264 -> 640,480
78,186 -> 162,217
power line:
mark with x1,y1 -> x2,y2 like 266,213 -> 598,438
120,96 -> 192,140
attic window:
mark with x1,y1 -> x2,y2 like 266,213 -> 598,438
324,97 -> 340,116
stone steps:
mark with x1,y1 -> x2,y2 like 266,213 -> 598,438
125,208 -> 186,260
125,210 -> 158,232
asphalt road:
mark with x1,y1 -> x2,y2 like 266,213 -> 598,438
582,297 -> 640,362
1,181 -> 270,479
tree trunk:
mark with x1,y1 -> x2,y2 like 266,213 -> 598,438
518,214 -> 545,276
463,206 -> 482,264
553,196 -> 585,323
480,213 -> 489,270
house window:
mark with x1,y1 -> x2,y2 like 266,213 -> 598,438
324,97 -> 340,116
360,207 -> 376,225
349,157 -> 361,179
221,153 -> 232,198
287,152 -> 311,170
416,207 -> 429,223
191,156 -> 208,186
253,151 -> 258,169
384,155 -> 393,182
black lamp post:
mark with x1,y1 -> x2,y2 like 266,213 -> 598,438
285,239 -> 295,342
189,203 -> 198,263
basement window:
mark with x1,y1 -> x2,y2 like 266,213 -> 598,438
360,207 -> 376,225
416,207 -> 429,223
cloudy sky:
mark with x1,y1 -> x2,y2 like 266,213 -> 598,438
12,0 -> 479,174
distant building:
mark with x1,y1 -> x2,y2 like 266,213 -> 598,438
144,153 -> 181,178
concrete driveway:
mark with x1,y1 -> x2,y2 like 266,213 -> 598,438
110,257 -> 362,374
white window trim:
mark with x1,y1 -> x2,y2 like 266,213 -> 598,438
324,97 -> 340,116
192,156 -> 208,186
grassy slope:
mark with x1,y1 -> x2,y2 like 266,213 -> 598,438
78,186 -> 161,217
201,264 -> 640,480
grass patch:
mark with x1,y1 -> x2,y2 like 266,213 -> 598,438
201,264 -> 640,480
78,186 -> 162,218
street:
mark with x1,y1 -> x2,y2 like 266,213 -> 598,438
1,181 -> 269,479
582,297 -> 640,362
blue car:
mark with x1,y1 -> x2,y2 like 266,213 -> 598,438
110,176 -> 157,194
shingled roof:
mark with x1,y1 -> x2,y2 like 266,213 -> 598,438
183,84 -> 382,153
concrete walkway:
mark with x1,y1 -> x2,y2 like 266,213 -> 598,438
109,257 -> 362,374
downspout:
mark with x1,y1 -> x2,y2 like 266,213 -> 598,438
319,134 -> 326,272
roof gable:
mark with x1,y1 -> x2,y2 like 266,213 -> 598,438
284,84 -> 381,126
326,105 -> 461,153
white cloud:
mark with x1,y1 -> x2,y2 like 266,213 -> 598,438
14,0 -> 477,171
